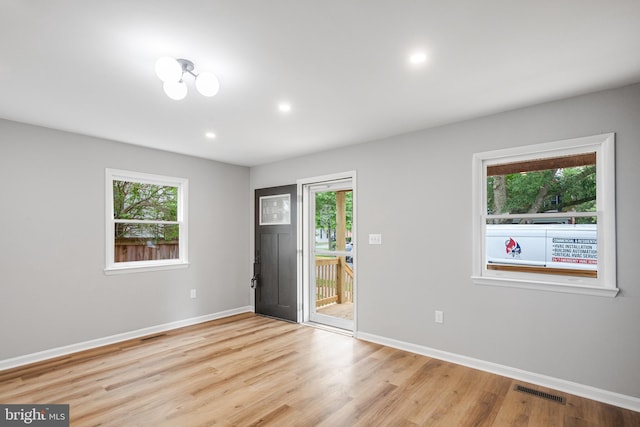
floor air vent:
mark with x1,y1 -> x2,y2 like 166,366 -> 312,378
514,385 -> 566,404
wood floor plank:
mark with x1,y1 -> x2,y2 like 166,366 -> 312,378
1,313 -> 638,426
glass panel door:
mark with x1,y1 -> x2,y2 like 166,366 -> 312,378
308,179 -> 354,330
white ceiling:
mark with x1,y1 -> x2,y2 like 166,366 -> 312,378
1,1 -> 639,167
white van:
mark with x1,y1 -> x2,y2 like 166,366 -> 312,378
486,224 -> 597,271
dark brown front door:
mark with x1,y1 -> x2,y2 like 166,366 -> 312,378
254,185 -> 297,322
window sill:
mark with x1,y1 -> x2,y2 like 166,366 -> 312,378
471,276 -> 619,297
105,262 -> 189,275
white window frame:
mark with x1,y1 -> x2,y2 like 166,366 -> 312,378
471,133 -> 618,297
105,168 -> 189,274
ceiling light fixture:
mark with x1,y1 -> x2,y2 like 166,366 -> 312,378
409,52 -> 427,64
155,57 -> 220,101
205,132 -> 216,139
278,103 -> 292,113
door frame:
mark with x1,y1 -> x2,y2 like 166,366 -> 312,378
297,171 -> 357,332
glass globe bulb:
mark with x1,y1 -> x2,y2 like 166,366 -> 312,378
155,57 -> 182,82
163,80 -> 187,100
195,72 -> 220,97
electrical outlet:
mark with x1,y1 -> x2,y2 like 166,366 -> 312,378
435,310 -> 444,324
190,289 -> 197,299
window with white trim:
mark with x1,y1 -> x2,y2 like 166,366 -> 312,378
105,169 -> 188,273
471,134 -> 617,297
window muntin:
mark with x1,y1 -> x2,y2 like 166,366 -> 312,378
472,134 -> 617,297
106,169 -> 188,273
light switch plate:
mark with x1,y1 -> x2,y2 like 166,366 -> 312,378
368,234 -> 382,245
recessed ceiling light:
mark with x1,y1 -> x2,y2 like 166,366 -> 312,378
205,132 -> 216,139
278,103 -> 292,113
409,52 -> 427,64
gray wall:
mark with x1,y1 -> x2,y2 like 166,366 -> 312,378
0,120 -> 250,360
250,83 -> 640,398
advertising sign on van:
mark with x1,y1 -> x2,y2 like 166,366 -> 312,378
550,237 -> 597,265
486,224 -> 597,271
546,227 -> 597,269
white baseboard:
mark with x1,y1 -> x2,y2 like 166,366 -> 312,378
355,331 -> 640,413
0,306 -> 254,372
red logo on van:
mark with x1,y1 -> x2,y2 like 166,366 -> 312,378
505,238 -> 521,257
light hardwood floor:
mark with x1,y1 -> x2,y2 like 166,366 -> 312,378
1,313 -> 638,426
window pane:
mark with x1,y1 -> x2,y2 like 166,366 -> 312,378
259,194 -> 291,225
114,223 -> 179,262
486,219 -> 597,273
487,155 -> 596,215
315,190 -> 353,252
113,180 -> 178,221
